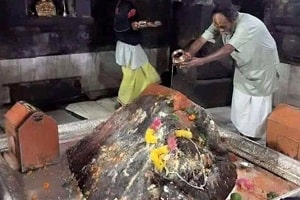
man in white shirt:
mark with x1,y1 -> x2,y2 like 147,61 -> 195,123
180,3 -> 279,140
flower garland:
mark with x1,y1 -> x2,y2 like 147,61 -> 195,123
144,114 -> 209,191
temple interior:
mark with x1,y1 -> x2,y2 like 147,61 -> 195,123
1,0 -> 300,199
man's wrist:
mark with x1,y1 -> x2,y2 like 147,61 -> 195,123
185,50 -> 193,58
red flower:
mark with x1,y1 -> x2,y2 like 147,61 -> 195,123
236,178 -> 255,191
127,9 -> 136,18
150,117 -> 162,131
167,135 -> 177,152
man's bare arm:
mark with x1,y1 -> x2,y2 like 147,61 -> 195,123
183,44 -> 235,68
201,44 -> 235,64
187,37 -> 208,56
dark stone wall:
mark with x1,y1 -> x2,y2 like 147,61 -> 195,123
0,0 -> 171,60
90,0 -> 171,49
232,0 -> 265,20
170,0 -> 265,50
233,0 -> 300,65
171,2 -> 213,49
264,0 -> 300,65
0,17 -> 94,59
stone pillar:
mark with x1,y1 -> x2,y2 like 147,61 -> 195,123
287,65 -> 300,107
273,64 -> 300,108
273,63 -> 291,106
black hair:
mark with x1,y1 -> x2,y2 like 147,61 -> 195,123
212,2 -> 239,22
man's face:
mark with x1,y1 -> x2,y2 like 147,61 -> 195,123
212,13 -> 233,34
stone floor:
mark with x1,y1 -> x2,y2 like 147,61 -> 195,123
4,97 -> 268,148
0,97 -> 248,139
0,97 -> 116,135
0,96 -> 267,144
206,106 -> 238,132
0,97 -> 228,129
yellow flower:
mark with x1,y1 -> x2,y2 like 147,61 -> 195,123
145,128 -> 157,144
175,129 -> 193,139
150,145 -> 169,172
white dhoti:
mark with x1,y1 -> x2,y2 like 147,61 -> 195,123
231,87 -> 272,138
115,41 -> 148,70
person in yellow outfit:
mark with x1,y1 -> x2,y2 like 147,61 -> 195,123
114,0 -> 161,108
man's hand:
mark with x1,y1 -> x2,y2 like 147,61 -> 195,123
131,22 -> 139,30
184,51 -> 192,60
181,57 -> 206,68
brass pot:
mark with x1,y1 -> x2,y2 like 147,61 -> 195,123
171,49 -> 189,64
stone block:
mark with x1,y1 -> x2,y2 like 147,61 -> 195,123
267,104 -> 300,160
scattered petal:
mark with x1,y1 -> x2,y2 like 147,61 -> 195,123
43,182 -> 50,190
150,117 -> 162,130
150,146 -> 169,172
236,178 -> 255,191
167,135 -> 177,151
175,129 -> 193,139
145,128 -> 157,144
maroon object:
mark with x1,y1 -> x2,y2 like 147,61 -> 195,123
4,101 -> 59,172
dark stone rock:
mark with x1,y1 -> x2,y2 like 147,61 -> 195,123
67,94 -> 236,199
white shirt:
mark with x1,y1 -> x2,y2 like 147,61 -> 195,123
202,12 -> 279,96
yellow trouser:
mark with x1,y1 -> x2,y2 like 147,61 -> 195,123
118,62 -> 161,105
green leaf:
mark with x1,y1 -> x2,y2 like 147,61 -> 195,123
230,192 -> 242,200
267,191 -> 278,199
185,107 -> 194,115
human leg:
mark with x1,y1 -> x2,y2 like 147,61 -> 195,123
117,63 -> 160,105
231,87 -> 272,139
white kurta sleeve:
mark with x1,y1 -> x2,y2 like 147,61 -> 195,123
201,23 -> 217,41
227,24 -> 255,51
